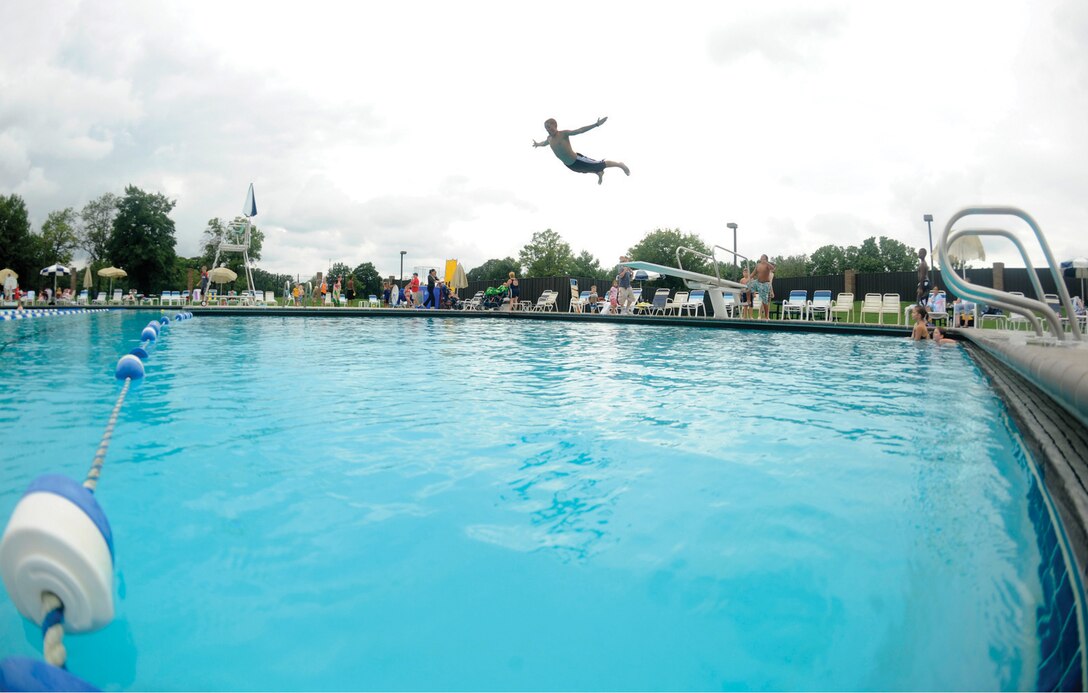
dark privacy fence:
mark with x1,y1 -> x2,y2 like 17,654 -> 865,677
458,268 -> 1081,313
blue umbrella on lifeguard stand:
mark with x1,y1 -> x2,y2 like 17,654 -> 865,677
39,263 -> 71,302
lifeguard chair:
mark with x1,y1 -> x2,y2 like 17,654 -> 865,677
211,183 -> 258,295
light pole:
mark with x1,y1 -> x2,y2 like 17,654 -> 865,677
399,251 -> 406,282
726,222 -> 738,267
923,214 -> 934,286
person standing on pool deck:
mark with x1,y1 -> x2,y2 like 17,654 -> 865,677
507,271 -> 520,311
916,247 -> 931,306
749,255 -> 775,320
532,117 -> 630,185
615,257 -> 634,314
199,266 -> 209,303
424,269 -> 438,309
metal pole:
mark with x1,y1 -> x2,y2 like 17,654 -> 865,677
400,251 -> 406,282
727,223 -> 738,268
923,214 -> 935,286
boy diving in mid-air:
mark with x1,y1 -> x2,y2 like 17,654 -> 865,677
532,116 -> 630,185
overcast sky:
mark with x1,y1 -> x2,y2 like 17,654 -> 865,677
2,0 -> 1086,278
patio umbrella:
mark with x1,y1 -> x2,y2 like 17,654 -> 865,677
83,266 -> 93,293
208,266 -> 237,288
947,235 -> 985,279
1061,257 -> 1088,298
98,266 -> 127,295
0,268 -> 16,286
450,262 -> 468,292
631,268 -> 661,289
40,263 -> 70,299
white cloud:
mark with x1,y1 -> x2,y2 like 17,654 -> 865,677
1,0 -> 1086,277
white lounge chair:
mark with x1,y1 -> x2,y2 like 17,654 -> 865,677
859,293 -> 883,324
681,290 -> 706,317
781,290 -> 808,320
881,294 -> 901,325
808,290 -> 832,321
666,291 -> 688,316
830,293 -> 854,322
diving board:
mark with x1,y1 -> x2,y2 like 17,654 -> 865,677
625,261 -> 746,319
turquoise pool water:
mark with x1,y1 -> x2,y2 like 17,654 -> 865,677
0,312 -> 1053,689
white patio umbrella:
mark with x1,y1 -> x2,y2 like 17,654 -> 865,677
1061,257 -> 1088,298
82,267 -> 93,293
98,266 -> 127,295
947,235 -> 986,277
208,266 -> 237,288
40,263 -> 71,299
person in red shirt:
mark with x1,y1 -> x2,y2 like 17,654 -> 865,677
409,272 -> 421,307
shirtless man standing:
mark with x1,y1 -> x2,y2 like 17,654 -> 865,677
532,117 -> 630,185
747,255 -> 776,320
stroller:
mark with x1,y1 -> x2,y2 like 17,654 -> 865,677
482,285 -> 508,310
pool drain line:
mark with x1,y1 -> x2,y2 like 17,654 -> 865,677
0,311 -> 194,692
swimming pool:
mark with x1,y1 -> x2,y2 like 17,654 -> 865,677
0,311 -> 1077,689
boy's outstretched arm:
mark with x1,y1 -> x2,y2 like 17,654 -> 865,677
568,116 -> 608,136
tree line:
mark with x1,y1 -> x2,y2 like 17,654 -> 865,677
467,228 -> 922,290
2,187 -> 921,298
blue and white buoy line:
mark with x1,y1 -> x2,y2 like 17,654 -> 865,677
0,308 -> 110,321
0,312 -> 193,691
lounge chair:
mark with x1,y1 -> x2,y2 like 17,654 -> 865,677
781,290 -> 808,320
666,291 -> 689,315
76,290 -> 88,305
881,294 -> 901,325
569,290 -> 591,313
645,288 -> 671,315
462,291 -> 484,310
859,293 -> 883,324
527,290 -> 557,311
681,290 -> 706,317
808,290 -> 832,321
927,292 -> 949,327
830,292 -> 854,322
717,291 -> 737,318
110,289 -> 122,305
92,292 -> 107,305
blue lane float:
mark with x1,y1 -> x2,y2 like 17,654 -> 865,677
0,309 -> 110,322
0,312 -> 194,691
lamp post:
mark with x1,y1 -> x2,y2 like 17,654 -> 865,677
726,222 -> 738,267
399,251 -> 406,282
923,214 -> 934,286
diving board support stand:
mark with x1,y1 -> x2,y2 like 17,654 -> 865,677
624,260 -> 747,319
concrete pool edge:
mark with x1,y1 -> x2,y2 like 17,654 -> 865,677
968,342 -> 1088,690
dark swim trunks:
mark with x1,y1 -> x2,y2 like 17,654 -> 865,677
566,153 -> 606,174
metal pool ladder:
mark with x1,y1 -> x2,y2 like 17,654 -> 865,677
937,207 -> 1084,342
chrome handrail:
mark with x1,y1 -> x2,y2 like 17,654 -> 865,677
937,207 -> 1082,341
675,246 -> 721,285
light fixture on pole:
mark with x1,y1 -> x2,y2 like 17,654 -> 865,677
923,214 -> 934,285
726,223 -> 738,267
399,251 -> 406,282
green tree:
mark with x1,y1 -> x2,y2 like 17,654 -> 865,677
845,237 -> 885,272
519,229 -> 575,276
627,227 -> 711,289
79,193 -> 118,264
0,194 -> 36,284
351,262 -> 382,297
769,253 -> 812,278
468,257 -> 520,282
107,186 -> 178,294
570,249 -> 603,277
810,244 -> 847,275
878,236 -> 917,272
40,208 -> 80,265
327,262 -> 353,283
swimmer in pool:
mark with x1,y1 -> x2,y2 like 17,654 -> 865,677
532,117 -> 630,185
